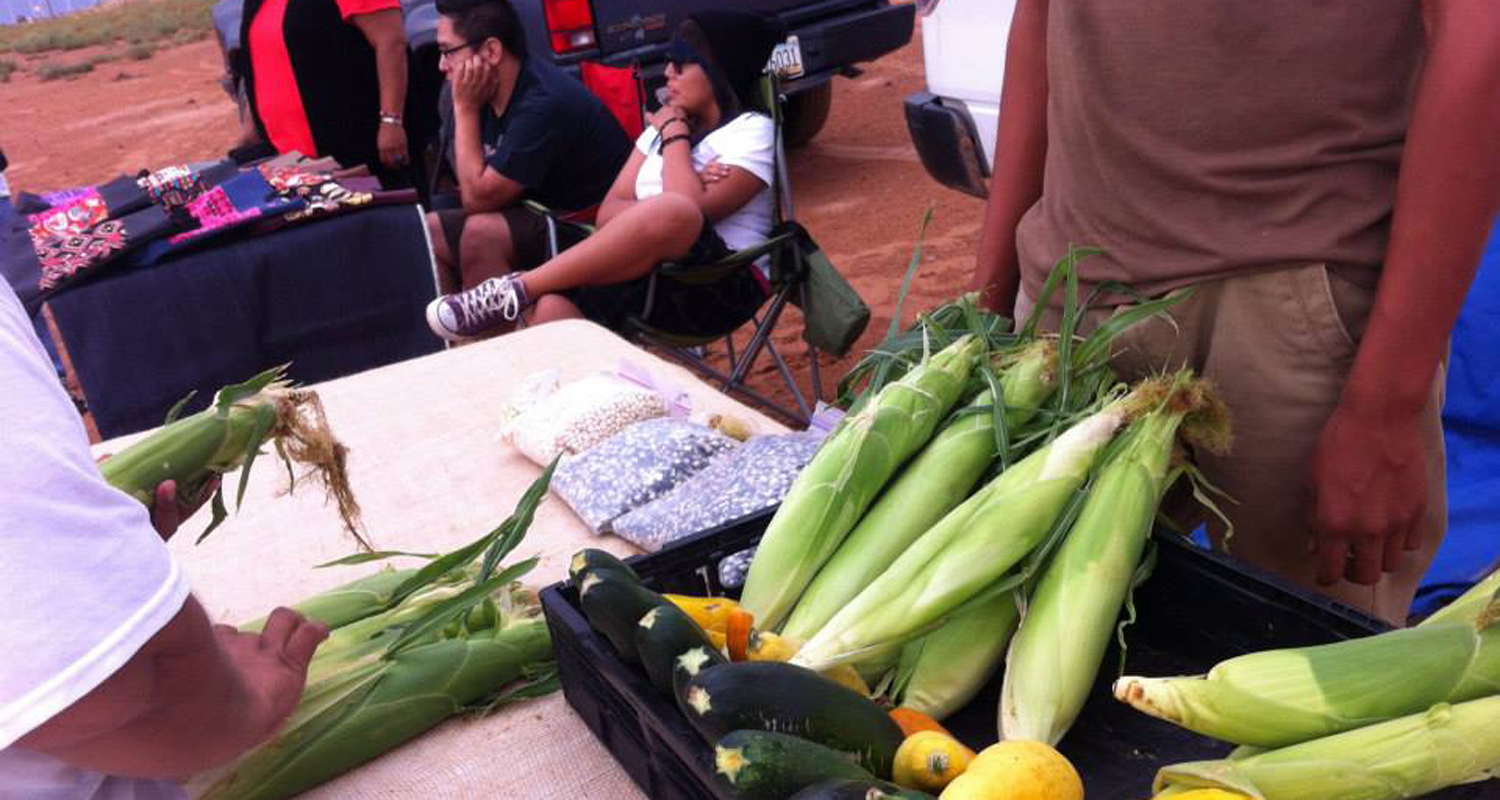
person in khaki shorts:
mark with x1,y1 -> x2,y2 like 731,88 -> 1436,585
971,0 -> 1500,624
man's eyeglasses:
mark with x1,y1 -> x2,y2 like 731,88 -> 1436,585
438,41 -> 479,62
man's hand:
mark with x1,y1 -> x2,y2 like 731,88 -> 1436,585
451,57 -> 498,113
149,478 -> 218,542
377,123 -> 409,170
214,608 -> 328,744
1307,402 -> 1428,586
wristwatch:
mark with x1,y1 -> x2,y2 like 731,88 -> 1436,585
379,112 -> 404,127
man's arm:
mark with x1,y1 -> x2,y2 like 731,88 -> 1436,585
349,9 -> 410,169
17,601 -> 324,779
1308,0 -> 1500,586
449,60 -> 526,214
970,0 -> 1049,315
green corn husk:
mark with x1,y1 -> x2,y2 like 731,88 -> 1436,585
1420,568 -> 1500,628
1151,695 -> 1500,800
99,365 -> 366,547
791,391 -> 1134,672
1115,595 -> 1500,749
781,341 -> 1059,642
196,620 -> 553,800
894,587 -> 1022,720
740,334 -> 983,630
1002,373 -> 1228,745
239,567 -> 419,633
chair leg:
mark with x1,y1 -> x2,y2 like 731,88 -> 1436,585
808,343 -> 823,406
764,339 -> 811,420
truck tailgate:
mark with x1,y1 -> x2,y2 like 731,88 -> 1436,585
593,0 -> 867,57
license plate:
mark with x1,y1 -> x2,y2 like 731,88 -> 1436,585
767,36 -> 805,79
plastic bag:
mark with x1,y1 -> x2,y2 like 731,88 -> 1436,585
551,417 -> 740,534
504,373 -> 668,466
612,430 -> 826,552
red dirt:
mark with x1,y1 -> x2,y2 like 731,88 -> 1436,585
1,18 -> 988,419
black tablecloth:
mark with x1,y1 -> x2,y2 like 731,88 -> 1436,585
47,204 -> 443,438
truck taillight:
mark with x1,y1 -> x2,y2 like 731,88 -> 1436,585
543,0 -> 597,53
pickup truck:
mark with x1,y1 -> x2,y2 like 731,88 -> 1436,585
212,0 -> 916,151
902,0 -> 1009,197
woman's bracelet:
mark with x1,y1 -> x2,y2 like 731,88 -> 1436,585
660,133 -> 693,149
658,117 -> 689,135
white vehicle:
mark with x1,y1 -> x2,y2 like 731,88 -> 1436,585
903,0 -> 1014,197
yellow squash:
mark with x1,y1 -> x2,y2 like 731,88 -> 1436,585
893,730 -> 974,792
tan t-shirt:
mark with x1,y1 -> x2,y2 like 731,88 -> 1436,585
1016,0 -> 1424,303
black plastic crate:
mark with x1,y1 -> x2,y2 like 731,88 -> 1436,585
541,511 -> 1490,800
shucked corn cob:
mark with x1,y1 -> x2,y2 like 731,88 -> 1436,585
740,335 -> 983,630
780,341 -> 1058,642
792,388 -> 1136,672
1115,592 -> 1500,749
100,365 -> 366,547
1003,373 -> 1229,745
1151,695 -> 1500,800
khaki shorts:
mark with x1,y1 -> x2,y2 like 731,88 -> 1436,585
1016,264 -> 1447,624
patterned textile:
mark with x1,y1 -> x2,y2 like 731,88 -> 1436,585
36,220 -> 128,291
259,164 -> 332,194
166,186 -> 266,245
137,165 -> 207,209
284,179 -> 375,222
29,192 -> 109,242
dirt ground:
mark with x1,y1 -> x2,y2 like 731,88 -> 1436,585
0,22 -> 988,419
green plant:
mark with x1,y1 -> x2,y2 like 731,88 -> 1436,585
0,0 -> 217,56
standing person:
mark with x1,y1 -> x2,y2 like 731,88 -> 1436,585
425,11 -> 782,342
425,0 -> 632,304
0,280 -> 328,798
970,0 -> 1500,623
239,0 -> 412,182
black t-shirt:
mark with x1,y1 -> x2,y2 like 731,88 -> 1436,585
481,57 -> 632,213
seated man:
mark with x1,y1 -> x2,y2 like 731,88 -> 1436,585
425,11 -> 785,342
425,0 -> 632,316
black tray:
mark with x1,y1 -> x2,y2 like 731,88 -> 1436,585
540,511 -> 1489,800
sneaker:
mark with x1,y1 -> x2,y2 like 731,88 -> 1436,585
425,274 -> 531,341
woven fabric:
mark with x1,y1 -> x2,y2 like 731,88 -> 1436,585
92,321 -> 784,799
138,165 -> 206,209
35,220 -> 127,291
28,192 -> 109,242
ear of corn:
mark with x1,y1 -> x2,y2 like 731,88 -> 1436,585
99,365 -> 366,547
740,334 -> 983,630
1115,597 -> 1500,749
196,621 -> 553,800
791,396 -> 1130,672
1002,373 -> 1225,745
1420,569 -> 1500,628
1151,695 -> 1500,800
894,586 -> 1022,721
780,342 -> 1058,642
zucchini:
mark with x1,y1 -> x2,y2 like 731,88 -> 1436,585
577,570 -> 670,663
789,778 -> 937,800
635,603 -> 720,694
569,548 -> 639,589
672,645 -> 727,710
713,730 -> 873,800
683,661 -> 905,778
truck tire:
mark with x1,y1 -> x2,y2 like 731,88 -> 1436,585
783,82 -> 833,148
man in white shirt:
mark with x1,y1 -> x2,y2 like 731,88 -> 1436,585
0,283 -> 328,799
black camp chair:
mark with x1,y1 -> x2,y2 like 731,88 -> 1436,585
534,75 -> 854,425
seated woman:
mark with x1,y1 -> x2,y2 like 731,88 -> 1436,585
424,10 -> 786,341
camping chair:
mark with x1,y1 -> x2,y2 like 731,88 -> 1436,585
537,72 -> 839,425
